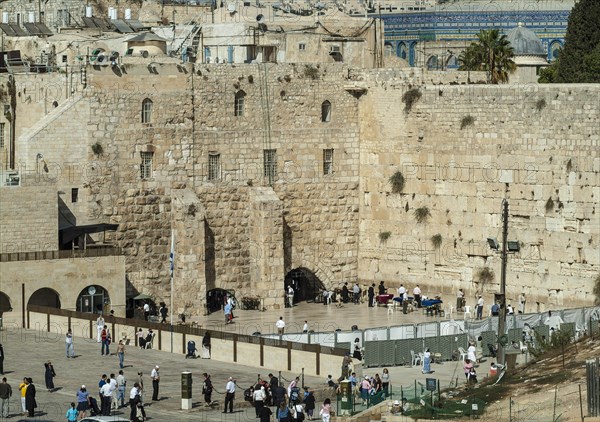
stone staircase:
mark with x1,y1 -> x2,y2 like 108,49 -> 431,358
18,93 -> 84,144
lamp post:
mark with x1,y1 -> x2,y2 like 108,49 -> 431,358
497,198 -> 509,366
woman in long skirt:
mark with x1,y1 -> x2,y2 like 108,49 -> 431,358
44,362 -> 56,391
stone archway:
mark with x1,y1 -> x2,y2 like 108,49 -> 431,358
0,291 -> 12,313
75,285 -> 111,315
285,267 -> 326,304
28,288 -> 61,308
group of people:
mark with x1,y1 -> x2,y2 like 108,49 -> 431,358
344,370 -> 391,406
244,373 -> 331,422
0,376 -> 37,418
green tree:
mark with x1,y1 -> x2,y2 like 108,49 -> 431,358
458,29 -> 516,84
555,0 -> 600,82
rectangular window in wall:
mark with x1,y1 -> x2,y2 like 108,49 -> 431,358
299,43 -> 306,51
208,153 -> 221,181
140,151 -> 153,179
263,149 -> 277,183
0,123 -> 4,149
323,148 -> 334,175
71,188 -> 79,203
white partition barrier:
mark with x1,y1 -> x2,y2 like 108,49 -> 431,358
309,331 -> 335,347
416,322 -> 438,338
282,333 -> 309,344
335,330 -> 361,348
440,320 -> 465,335
364,326 -> 388,341
389,324 -> 415,340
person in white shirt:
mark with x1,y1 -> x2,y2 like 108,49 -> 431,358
303,321 -> 309,333
352,284 -> 360,304
398,284 -> 406,302
252,386 -> 266,418
276,317 -> 285,336
109,374 -> 118,411
65,329 -> 74,358
413,286 -> 422,308
287,286 -> 295,308
143,303 -> 150,321
96,316 -> 105,343
100,381 -> 114,416
129,383 -> 142,421
150,365 -> 160,401
507,304 -> 514,315
223,377 -> 236,413
116,370 -> 126,408
456,288 -> 465,312
518,293 -> 526,314
476,296 -> 484,320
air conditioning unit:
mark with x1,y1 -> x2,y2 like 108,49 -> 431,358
330,45 -> 340,53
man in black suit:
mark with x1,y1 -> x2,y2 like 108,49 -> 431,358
368,284 -> 375,307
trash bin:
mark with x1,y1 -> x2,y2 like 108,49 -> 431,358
339,380 -> 353,416
504,351 -> 519,370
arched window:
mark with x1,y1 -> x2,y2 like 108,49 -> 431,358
427,55 -> 439,70
384,43 -> 394,57
234,90 -> 246,117
321,100 -> 331,123
141,98 -> 153,123
398,42 -> 408,60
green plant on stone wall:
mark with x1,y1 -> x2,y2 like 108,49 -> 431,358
460,115 -> 475,129
389,171 -> 405,194
536,98 -> 547,112
545,197 -> 555,212
594,274 -> 600,305
431,234 -> 442,248
413,206 -> 431,224
303,65 -> 320,80
476,267 -> 495,284
379,231 -> 391,243
91,142 -> 104,156
402,88 -> 422,113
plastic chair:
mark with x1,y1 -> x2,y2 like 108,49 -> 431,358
463,305 -> 472,320
458,347 -> 468,362
387,301 -> 394,314
519,341 -> 528,353
145,332 -> 155,349
411,350 -> 421,366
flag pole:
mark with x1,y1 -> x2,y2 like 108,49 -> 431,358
170,231 -> 174,353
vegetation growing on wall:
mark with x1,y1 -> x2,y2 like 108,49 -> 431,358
594,274 -> 600,305
460,115 -> 475,129
477,267 -> 495,284
91,142 -> 104,156
413,206 -> 431,224
536,98 -> 547,112
402,88 -> 422,113
389,171 -> 405,194
431,234 -> 442,248
379,231 -> 391,243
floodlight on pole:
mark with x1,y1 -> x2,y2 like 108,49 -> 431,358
487,237 -> 499,250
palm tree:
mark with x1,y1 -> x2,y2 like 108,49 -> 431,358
459,29 -> 516,83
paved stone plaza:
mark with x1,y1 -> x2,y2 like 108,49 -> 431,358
0,299 -> 527,421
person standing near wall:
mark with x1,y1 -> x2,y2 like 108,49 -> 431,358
276,317 -> 285,336
223,377 -> 235,413
0,377 -> 12,418
150,365 -> 160,401
18,377 -> 27,416
117,341 -> 125,369
367,284 -> 375,307
456,289 -> 465,312
96,315 -> 105,343
413,285 -> 422,308
476,296 -> 484,320
518,293 -> 526,314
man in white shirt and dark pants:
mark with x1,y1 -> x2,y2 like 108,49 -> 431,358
151,365 -> 160,401
276,317 -> 285,336
223,377 -> 235,413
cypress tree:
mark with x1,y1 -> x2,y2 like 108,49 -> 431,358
555,0 -> 600,82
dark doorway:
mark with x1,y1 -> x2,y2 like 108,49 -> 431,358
206,288 -> 236,315
0,292 -> 12,313
75,285 -> 111,314
284,268 -> 325,304
28,288 -> 61,308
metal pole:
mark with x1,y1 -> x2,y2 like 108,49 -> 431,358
497,195 -> 509,365
170,231 -> 174,353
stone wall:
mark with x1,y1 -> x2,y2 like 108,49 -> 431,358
75,62 -> 361,313
0,180 -> 58,253
358,82 -> 599,310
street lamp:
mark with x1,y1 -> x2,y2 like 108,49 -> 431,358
487,197 -> 520,365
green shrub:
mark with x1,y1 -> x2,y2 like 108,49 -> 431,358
402,88 -> 422,113
389,171 -> 405,194
460,115 -> 475,129
413,206 -> 430,224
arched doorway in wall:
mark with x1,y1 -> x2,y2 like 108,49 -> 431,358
0,292 -> 12,313
206,288 -> 237,315
76,285 -> 111,315
28,288 -> 61,309
397,42 -> 408,60
284,267 -> 326,304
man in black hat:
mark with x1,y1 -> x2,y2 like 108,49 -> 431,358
368,284 -> 375,307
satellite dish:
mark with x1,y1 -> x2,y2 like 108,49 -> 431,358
88,286 -> 97,295
256,14 -> 264,22
140,50 -> 149,58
